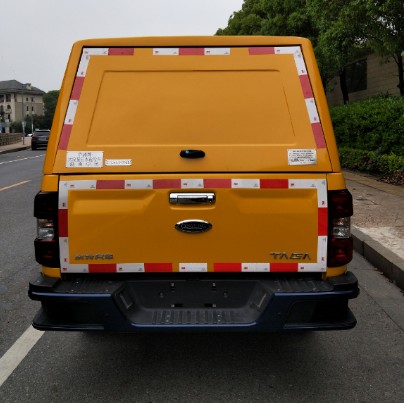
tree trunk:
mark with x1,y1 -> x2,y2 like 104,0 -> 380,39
396,53 -> 404,96
339,68 -> 349,104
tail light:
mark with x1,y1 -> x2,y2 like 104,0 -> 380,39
34,192 -> 60,267
327,189 -> 353,267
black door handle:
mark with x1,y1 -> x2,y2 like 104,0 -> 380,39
180,149 -> 205,159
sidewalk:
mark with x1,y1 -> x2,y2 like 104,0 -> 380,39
0,137 -> 31,154
344,171 -> 404,289
1,140 -> 403,289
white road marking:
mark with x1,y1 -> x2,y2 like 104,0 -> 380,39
0,180 -> 31,192
0,154 -> 45,165
0,326 -> 44,387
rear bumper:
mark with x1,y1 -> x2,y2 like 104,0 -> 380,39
31,139 -> 48,148
29,272 -> 359,332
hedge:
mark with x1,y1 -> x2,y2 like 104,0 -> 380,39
330,96 -> 404,175
338,147 -> 404,175
330,96 -> 404,157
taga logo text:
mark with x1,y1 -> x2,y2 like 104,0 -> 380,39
269,252 -> 311,260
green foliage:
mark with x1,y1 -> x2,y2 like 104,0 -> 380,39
330,96 -> 404,156
216,0 -> 365,85
43,90 -> 59,117
338,148 -> 404,175
217,0 -> 404,94
10,121 -> 23,133
32,115 -> 50,130
11,116 -> 36,133
216,0 -> 318,42
307,0 -> 367,90
332,96 -> 404,175
216,0 -> 262,35
40,90 -> 60,129
366,0 -> 404,58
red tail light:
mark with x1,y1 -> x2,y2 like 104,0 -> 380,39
327,190 -> 353,267
34,192 -> 60,267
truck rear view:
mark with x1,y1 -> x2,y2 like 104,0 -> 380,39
29,36 -> 358,332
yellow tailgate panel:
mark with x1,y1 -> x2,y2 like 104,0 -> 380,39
59,174 -> 328,273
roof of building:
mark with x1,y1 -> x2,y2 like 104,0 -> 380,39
0,80 -> 45,95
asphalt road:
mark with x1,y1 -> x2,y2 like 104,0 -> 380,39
0,150 -> 45,359
0,149 -> 403,402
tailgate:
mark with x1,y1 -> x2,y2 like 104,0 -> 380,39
59,174 -> 328,274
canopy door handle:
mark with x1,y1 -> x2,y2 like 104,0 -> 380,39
180,150 -> 205,159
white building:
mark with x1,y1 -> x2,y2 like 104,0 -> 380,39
0,80 -> 45,133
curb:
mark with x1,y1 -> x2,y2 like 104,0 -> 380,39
352,226 -> 404,290
0,145 -> 31,155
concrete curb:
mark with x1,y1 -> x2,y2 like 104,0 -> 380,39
352,226 -> 404,290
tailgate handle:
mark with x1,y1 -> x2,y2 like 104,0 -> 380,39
170,193 -> 215,205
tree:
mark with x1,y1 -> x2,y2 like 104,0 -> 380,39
216,0 -> 357,96
307,0 -> 368,103
40,90 -> 60,129
365,0 -> 404,96
11,115 -> 35,134
216,0 -> 318,43
216,0 -> 264,35
43,90 -> 59,117
217,0 -> 403,100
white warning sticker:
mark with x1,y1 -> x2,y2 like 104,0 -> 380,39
288,149 -> 317,166
179,263 -> 208,272
66,151 -> 104,168
105,159 -> 132,166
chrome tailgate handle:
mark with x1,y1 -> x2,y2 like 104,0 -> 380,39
169,193 -> 215,205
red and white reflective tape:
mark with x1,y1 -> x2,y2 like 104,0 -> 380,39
58,45 -> 326,150
153,48 -> 231,56
58,258 -> 327,274
58,178 -> 328,273
249,46 -> 325,148
59,47 -> 135,150
117,263 -> 172,273
59,178 -> 327,208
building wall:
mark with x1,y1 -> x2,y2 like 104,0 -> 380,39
326,53 -> 400,106
0,95 -> 14,123
0,91 -> 44,132
13,94 -> 45,122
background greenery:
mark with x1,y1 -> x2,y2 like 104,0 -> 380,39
217,0 -> 404,101
330,96 -> 404,175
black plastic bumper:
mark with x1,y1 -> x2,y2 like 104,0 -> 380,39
29,272 -> 359,332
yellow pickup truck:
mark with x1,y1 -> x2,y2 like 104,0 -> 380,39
29,36 -> 358,332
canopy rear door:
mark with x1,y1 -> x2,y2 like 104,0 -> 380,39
53,46 -> 331,173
